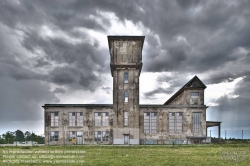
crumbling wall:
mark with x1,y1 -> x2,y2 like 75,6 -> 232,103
44,106 -> 113,145
139,106 -> 207,144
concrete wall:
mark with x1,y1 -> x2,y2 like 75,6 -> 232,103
110,37 -> 143,143
139,106 -> 207,144
44,105 -> 207,145
44,106 -> 113,145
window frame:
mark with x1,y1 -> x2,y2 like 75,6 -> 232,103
50,131 -> 59,142
124,91 -> 129,102
51,112 -> 59,127
191,92 -> 199,98
94,131 -> 109,142
124,72 -> 129,83
192,112 -> 202,133
169,112 -> 183,134
124,111 -> 129,126
69,112 -> 83,127
94,112 -> 109,127
144,112 -> 157,134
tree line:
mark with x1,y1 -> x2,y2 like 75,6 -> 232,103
0,130 -> 44,144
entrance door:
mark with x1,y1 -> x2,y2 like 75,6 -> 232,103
76,132 -> 83,145
124,135 -> 129,145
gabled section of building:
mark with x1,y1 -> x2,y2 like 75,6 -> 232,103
164,76 -> 206,106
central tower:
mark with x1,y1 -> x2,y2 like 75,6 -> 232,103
108,36 -> 145,144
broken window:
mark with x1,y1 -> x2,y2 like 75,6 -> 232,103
94,131 -> 101,142
193,113 -> 202,133
124,91 -> 128,102
124,72 -> 128,83
50,131 -> 59,141
169,112 -> 183,133
144,112 -> 157,133
102,131 -> 109,142
95,112 -> 109,126
124,111 -> 128,126
51,112 -> 59,126
95,131 -> 109,142
69,112 -> 83,126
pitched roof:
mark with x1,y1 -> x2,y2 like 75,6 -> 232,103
163,75 -> 206,105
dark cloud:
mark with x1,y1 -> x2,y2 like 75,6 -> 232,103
0,78 -> 59,123
143,74 -> 192,101
53,87 -> 66,94
144,87 -> 174,100
0,0 -> 250,133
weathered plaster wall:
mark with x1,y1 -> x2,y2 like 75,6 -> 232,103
139,106 -> 207,144
44,106 -> 113,145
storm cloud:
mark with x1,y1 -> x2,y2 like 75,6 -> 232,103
0,0 -> 250,134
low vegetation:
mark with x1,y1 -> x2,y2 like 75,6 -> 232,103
0,144 -> 249,165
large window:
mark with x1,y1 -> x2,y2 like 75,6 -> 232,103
50,131 -> 59,141
169,112 -> 182,133
193,113 -> 202,133
124,111 -> 128,126
95,131 -> 109,142
144,112 -> 157,133
51,112 -> 59,126
69,112 -> 83,126
94,113 -> 109,126
124,91 -> 128,102
124,72 -> 128,83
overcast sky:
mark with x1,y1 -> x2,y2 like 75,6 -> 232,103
0,0 -> 250,137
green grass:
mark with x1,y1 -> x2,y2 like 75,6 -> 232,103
0,144 -> 249,165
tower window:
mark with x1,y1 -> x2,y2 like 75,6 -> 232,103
124,91 -> 128,102
124,72 -> 128,83
124,111 -> 128,126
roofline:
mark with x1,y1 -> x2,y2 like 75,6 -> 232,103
206,121 -> 222,123
42,104 -> 208,109
107,36 -> 145,51
42,104 -> 113,108
140,104 -> 208,108
164,75 -> 207,105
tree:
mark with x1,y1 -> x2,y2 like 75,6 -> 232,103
25,131 -> 31,141
15,130 -> 24,141
4,131 -> 15,144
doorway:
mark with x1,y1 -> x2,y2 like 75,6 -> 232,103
124,135 -> 129,145
76,131 -> 83,145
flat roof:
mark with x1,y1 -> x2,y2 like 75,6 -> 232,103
42,104 -> 113,108
43,104 -> 208,109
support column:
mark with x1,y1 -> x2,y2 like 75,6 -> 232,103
218,123 -> 221,139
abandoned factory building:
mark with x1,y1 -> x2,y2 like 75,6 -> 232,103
43,36 -> 221,145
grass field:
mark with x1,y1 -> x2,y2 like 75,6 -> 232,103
0,144 -> 249,166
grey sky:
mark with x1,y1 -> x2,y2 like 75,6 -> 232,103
0,0 -> 249,135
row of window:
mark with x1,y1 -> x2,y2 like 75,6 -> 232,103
51,112 -> 202,134
143,112 -> 202,134
51,112 -> 109,127
49,131 -> 109,142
